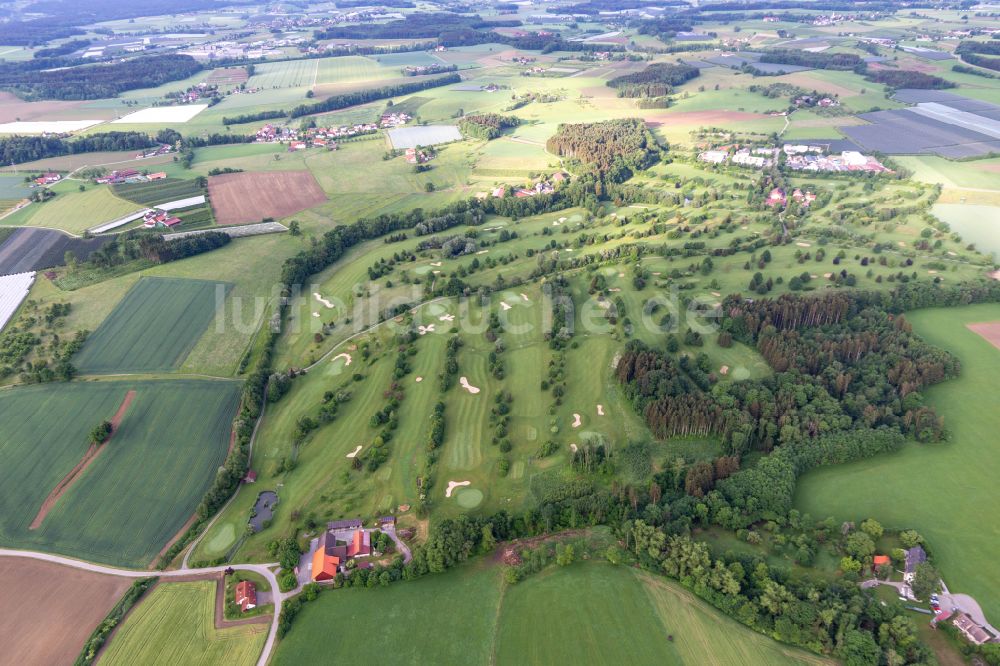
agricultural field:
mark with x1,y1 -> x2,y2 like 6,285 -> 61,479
74,277 -> 228,374
112,177 -> 203,207
101,581 -> 268,666
208,170 -> 327,225
0,558 -> 133,666
274,559 -> 829,666
932,203 -> 1000,260
796,303 -> 1000,623
0,379 -> 240,566
0,183 -> 143,235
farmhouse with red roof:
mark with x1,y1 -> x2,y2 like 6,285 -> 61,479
234,580 -> 257,612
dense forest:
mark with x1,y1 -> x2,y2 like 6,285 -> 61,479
457,113 -> 520,140
864,69 -> 955,89
617,292 -> 963,460
0,54 -> 202,101
0,132 -> 157,166
0,0 -> 254,45
314,12 -> 520,40
606,62 -> 700,98
757,49 -> 865,71
546,118 -> 661,183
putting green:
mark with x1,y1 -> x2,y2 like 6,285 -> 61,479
204,522 -> 236,555
456,488 -> 484,509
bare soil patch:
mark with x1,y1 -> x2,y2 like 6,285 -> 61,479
207,67 -> 249,85
0,91 -> 117,124
208,171 -> 327,225
967,322 -> 1000,351
29,390 -> 135,529
0,558 -> 132,666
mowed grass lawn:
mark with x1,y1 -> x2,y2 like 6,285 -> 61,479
101,581 -> 267,666
796,303 -> 1000,624
274,560 -> 830,666
0,379 -> 239,566
74,277 -> 229,374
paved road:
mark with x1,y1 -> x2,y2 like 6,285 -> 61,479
863,579 -> 999,636
0,549 -> 283,666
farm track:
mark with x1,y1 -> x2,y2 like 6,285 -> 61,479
28,390 -> 136,529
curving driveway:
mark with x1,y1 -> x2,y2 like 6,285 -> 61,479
0,549 -> 283,666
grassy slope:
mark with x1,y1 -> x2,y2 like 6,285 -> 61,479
101,581 -> 267,666
0,379 -> 239,567
1,183 -> 142,234
274,560 -> 830,666
796,303 -> 1000,624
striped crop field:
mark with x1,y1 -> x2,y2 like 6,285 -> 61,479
101,581 -> 267,666
74,276 -> 229,374
0,379 -> 240,567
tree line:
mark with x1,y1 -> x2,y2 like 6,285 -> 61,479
222,74 -> 461,125
0,54 -> 202,101
0,132 -> 157,166
864,69 -> 955,89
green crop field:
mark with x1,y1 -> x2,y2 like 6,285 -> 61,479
0,183 -> 143,234
796,303 -> 1000,624
932,203 -> 1000,260
273,560 -> 829,666
0,379 -> 239,566
101,581 -> 267,666
74,277 -> 230,374
112,177 -> 203,207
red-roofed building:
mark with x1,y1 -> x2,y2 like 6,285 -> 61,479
873,555 -> 891,568
347,529 -> 371,558
311,549 -> 340,581
766,187 -> 786,207
243,470 -> 257,484
234,580 -> 257,612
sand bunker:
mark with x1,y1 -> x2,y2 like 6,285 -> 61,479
460,377 -> 481,394
477,250 -> 489,255
415,376 -> 423,383
608,288 -> 621,293
570,443 -> 578,453
445,480 -> 471,497
332,352 -> 352,366
431,261 -> 442,267
312,312 -> 320,318
346,445 -> 363,458
439,314 -> 455,322
711,291 -> 721,297
314,293 -> 335,308
720,365 -> 730,375
520,293 -> 530,302
572,413 -> 582,428
597,405 -> 605,416
559,217 -> 567,222
796,242 -> 811,247
501,302 -> 512,311
418,324 -> 436,335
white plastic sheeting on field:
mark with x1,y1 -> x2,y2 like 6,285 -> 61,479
157,195 -> 206,211
0,271 -> 34,331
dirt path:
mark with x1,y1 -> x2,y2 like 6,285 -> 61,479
29,390 -> 136,529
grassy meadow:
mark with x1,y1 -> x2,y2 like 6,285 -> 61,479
0,379 -> 240,567
101,581 -> 267,666
796,303 -> 1000,624
273,559 -> 831,666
